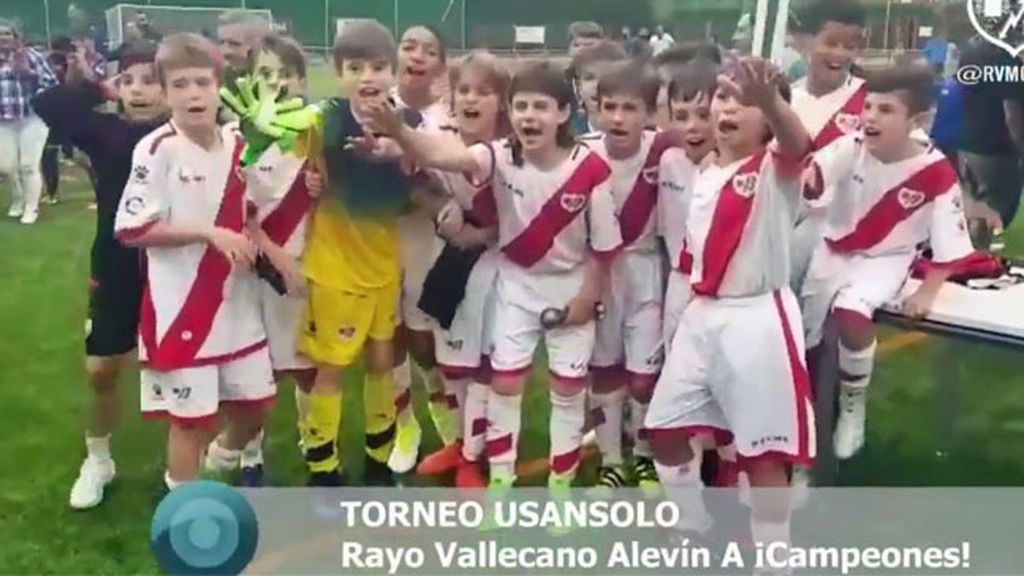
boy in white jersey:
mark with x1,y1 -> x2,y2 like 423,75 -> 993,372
114,34 -> 274,490
789,0 -> 867,292
387,25 -> 462,475
658,63 -> 718,353
801,66 -> 974,460
645,58 -> 813,550
582,63 -> 677,496
205,34 -> 318,486
367,61 -> 622,494
413,52 -> 509,488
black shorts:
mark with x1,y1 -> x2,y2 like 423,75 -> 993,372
86,238 -> 143,357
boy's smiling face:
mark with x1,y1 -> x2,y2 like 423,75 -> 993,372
510,91 -> 570,153
398,27 -> 443,93
118,62 -> 167,123
862,91 -> 919,158
669,92 -> 715,163
338,57 -> 395,109
599,93 -> 649,154
164,67 -> 219,131
808,21 -> 863,91
711,86 -> 770,155
453,67 -> 501,139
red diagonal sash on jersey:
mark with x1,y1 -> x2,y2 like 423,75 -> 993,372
619,132 -> 673,247
812,82 -> 867,151
826,158 -> 957,254
466,182 -> 498,228
678,242 -> 694,274
502,152 -> 612,268
691,151 -> 767,297
261,161 -> 313,246
146,139 -> 247,370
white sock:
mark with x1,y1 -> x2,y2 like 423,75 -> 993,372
241,429 -> 264,468
751,516 -> 790,548
205,440 -> 241,472
838,339 -> 877,390
463,382 -> 489,462
485,392 -> 522,478
549,390 -> 586,477
655,438 -> 711,533
294,386 -> 311,425
446,377 -> 469,441
392,357 -> 414,426
629,397 -> 652,458
425,367 -> 458,445
164,471 -> 183,491
590,388 -> 626,467
85,434 -> 112,462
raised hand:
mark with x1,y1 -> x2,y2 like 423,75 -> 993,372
717,58 -> 784,110
362,100 -> 405,138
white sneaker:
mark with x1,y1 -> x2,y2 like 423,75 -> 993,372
7,204 -> 23,218
20,210 -> 39,225
834,387 -> 867,459
69,458 -> 116,510
387,419 -> 421,474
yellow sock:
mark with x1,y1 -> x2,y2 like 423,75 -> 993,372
304,391 -> 342,473
364,371 -> 396,463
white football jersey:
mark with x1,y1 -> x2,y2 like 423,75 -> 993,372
657,148 -> 700,272
818,136 -> 973,263
467,139 -> 622,302
247,144 -> 313,257
584,130 -> 676,254
115,122 -> 266,370
791,75 -> 866,154
687,149 -> 805,298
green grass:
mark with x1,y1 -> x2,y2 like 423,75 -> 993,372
1,67 -> 1023,571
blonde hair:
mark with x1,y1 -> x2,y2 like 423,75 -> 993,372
155,33 -> 223,85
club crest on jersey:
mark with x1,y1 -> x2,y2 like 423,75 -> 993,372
731,173 -> 759,199
132,164 -> 149,184
835,112 -> 861,134
642,166 -> 659,185
560,193 -> 588,213
897,187 -> 926,210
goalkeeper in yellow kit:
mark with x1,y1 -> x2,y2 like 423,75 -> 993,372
225,21 -> 421,486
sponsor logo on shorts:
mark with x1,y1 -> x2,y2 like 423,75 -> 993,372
835,113 -> 861,134
338,326 -> 357,341
731,173 -> 759,199
306,320 -> 317,335
570,361 -> 586,373
751,435 -> 789,449
560,193 -> 588,213
897,187 -> 926,210
446,339 -> 464,351
172,387 -> 192,401
151,384 -> 164,401
124,196 -> 145,216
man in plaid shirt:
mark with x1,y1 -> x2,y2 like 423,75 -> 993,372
0,18 -> 58,225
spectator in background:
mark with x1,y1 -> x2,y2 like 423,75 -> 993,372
956,35 -> 1024,241
70,34 -> 107,79
649,25 -> 675,57
68,4 -> 107,57
40,36 -> 74,205
135,12 -> 162,43
0,18 -> 58,225
217,10 -> 270,75
922,32 -> 949,77
568,21 -> 604,57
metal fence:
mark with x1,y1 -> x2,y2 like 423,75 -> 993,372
7,0 -> 939,53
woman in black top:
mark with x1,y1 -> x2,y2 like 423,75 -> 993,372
32,40 -> 168,511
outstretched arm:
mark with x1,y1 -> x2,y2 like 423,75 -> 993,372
363,100 -> 482,175
718,58 -> 811,161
